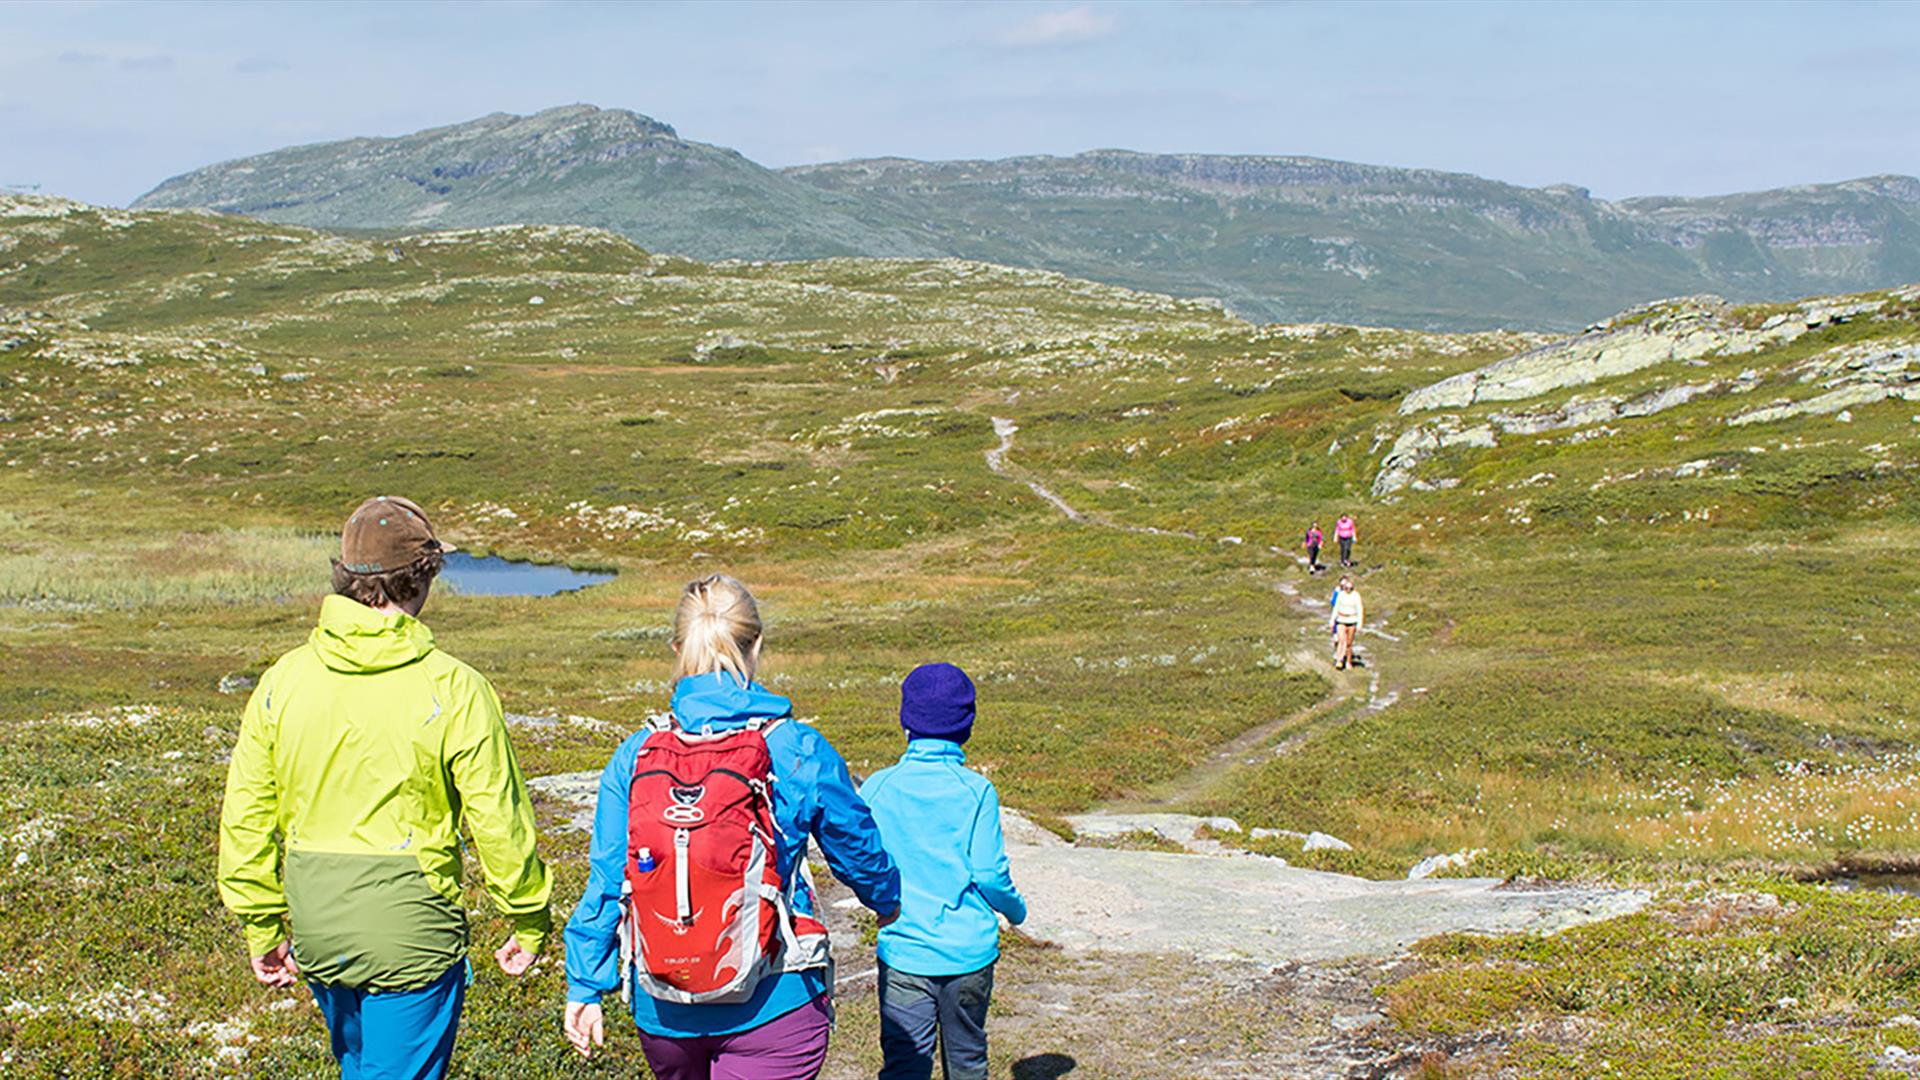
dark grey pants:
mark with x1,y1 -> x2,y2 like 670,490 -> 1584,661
876,961 -> 994,1080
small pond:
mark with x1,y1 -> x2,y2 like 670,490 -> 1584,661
440,553 -> 615,597
1820,873 -> 1920,897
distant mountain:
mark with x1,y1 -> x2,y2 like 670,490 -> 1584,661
134,105 -> 1920,331
133,105 -> 945,261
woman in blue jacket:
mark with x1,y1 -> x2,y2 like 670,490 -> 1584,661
563,574 -> 901,1079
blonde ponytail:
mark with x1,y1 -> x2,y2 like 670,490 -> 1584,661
672,574 -> 763,684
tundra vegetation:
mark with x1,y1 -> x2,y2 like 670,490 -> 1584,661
2,195 -> 1918,1076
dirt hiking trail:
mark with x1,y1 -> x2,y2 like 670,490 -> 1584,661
519,424 -> 1648,1076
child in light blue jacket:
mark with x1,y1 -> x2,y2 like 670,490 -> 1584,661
859,663 -> 1026,1080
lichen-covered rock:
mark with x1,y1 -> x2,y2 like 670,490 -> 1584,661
1729,382 -> 1898,426
1491,395 -> 1623,434
1621,381 -> 1720,417
1398,297 -> 1815,414
1371,419 -> 1499,495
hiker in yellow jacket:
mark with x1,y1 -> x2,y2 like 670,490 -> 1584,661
218,496 -> 552,1079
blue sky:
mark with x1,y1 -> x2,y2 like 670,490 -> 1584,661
3,0 -> 1916,207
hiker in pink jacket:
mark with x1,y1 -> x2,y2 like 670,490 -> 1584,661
1334,515 -> 1357,568
1303,523 -> 1323,573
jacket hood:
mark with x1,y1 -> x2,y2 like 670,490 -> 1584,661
670,672 -> 793,734
309,594 -> 437,674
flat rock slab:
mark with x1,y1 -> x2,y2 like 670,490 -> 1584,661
528,770 -> 599,832
1009,834 -> 1648,962
530,774 -> 1649,965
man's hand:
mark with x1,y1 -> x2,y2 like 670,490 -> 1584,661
564,1001 -> 605,1058
249,943 -> 300,988
495,937 -> 538,977
875,907 -> 901,929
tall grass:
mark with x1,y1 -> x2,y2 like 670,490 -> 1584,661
0,529 -> 331,608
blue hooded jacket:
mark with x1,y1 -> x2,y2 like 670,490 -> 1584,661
859,739 -> 1026,976
563,674 -> 901,1037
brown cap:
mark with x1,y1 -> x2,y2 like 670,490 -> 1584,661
339,495 -> 453,574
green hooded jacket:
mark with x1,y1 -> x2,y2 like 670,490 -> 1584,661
217,595 -> 553,991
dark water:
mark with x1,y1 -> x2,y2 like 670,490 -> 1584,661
1822,873 -> 1920,897
440,553 -> 614,597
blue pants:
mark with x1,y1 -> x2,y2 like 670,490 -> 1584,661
877,961 -> 994,1080
308,961 -> 467,1080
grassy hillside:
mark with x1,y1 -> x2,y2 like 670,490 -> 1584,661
4,194 -> 1919,1076
131,105 -> 1920,332
134,105 -> 947,261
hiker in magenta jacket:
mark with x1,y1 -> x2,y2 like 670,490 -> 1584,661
562,575 -> 901,1079
860,663 -> 1026,1080
1304,522 -> 1324,573
1335,514 -> 1358,567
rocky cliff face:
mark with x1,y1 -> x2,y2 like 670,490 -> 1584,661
133,105 -> 1920,332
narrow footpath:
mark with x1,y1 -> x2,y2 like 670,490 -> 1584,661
521,421 -> 1649,1076
983,416 -> 1647,962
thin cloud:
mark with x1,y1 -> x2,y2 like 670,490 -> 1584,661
233,57 -> 289,75
997,5 -> 1118,48
57,51 -> 108,66
118,54 -> 174,71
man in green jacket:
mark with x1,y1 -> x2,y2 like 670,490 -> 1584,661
218,496 -> 552,1078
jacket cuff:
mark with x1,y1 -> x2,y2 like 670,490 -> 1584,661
240,914 -> 287,957
567,987 -> 604,1005
509,908 -> 554,956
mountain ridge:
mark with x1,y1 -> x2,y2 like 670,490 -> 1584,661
132,104 -> 1920,331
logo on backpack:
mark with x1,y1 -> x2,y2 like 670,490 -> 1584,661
663,784 -> 707,824
617,716 -> 831,1006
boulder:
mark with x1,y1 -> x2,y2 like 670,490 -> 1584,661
1408,849 -> 1484,880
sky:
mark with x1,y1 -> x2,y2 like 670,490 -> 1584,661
3,0 -> 1917,208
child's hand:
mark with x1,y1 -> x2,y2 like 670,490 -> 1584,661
875,907 -> 901,929
495,937 -> 538,977
564,1002 -> 605,1058
249,942 -> 300,988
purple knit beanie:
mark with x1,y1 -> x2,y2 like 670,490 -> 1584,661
899,662 -> 976,744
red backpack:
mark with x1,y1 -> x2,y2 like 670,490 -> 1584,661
616,716 -> 830,1005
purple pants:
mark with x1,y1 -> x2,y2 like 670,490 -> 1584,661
639,995 -> 832,1080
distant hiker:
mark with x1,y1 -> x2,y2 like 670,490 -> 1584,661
1335,514 -> 1358,568
1332,574 -> 1364,670
218,496 -> 552,1079
563,574 -> 901,1078
860,663 -> 1027,1080
1304,522 -> 1324,573
1327,580 -> 1345,657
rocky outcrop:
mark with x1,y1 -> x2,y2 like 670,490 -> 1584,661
1399,297 -> 1818,414
1728,343 -> 1920,426
1621,380 -> 1720,417
1376,291 -> 1918,494
1373,420 -> 1498,497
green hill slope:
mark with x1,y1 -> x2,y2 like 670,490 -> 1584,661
132,106 -> 1920,332
133,105 -> 946,261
